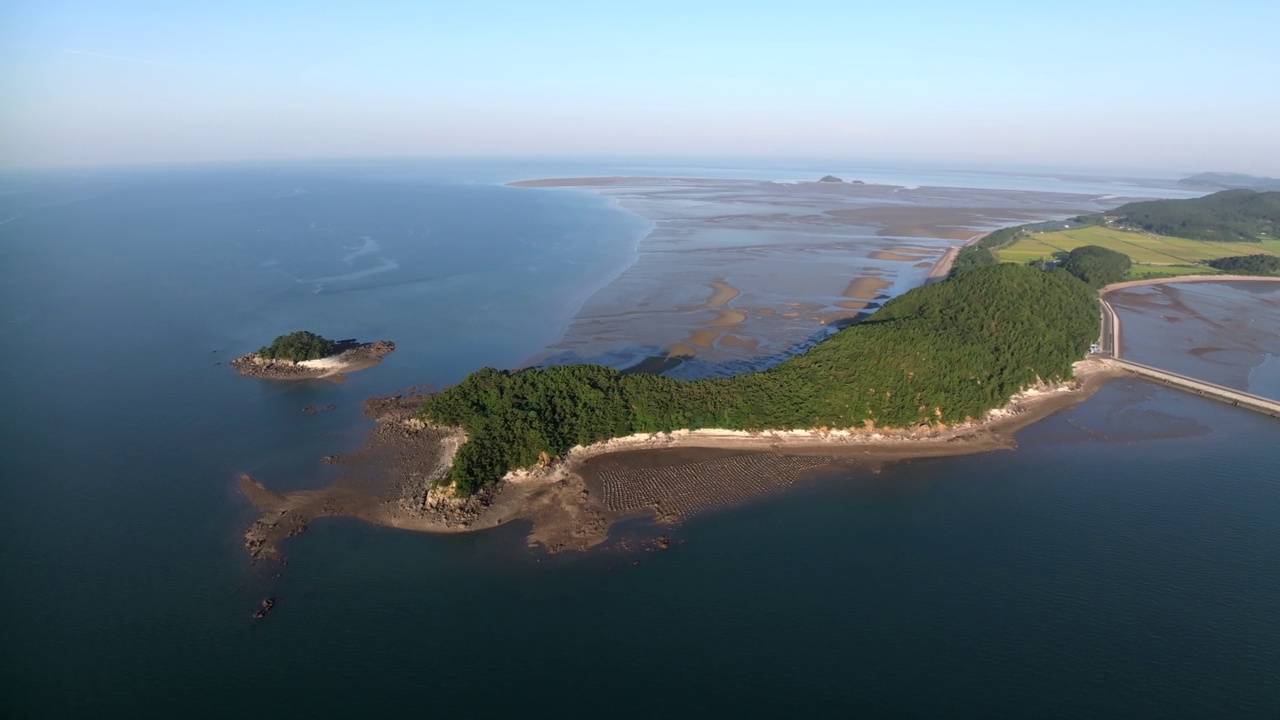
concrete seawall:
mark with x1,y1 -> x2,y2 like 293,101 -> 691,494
1097,280 -> 1280,419
1107,358 -> 1280,418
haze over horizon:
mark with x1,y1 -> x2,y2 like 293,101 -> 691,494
3,0 -> 1278,174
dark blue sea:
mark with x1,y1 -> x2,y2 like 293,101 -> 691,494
2,161 -> 1277,717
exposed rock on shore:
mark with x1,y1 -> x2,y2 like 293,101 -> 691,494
231,340 -> 395,381
240,392 -> 472,561
238,362 -> 1121,562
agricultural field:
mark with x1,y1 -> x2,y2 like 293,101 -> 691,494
998,224 -> 1280,277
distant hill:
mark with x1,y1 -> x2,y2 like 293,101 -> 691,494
1106,189 -> 1280,242
1178,172 -> 1280,191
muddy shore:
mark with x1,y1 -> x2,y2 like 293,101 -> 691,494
239,361 -> 1122,559
511,176 -> 1121,376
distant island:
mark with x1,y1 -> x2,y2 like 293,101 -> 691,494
817,175 -> 865,184
232,331 -> 395,381
1178,172 -> 1280,191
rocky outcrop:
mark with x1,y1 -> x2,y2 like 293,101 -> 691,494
231,340 -> 395,380
252,597 -> 278,619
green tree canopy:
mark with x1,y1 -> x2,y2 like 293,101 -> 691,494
1060,245 -> 1132,288
257,331 -> 336,362
1107,189 -> 1280,242
950,227 -> 1025,275
422,264 -> 1099,496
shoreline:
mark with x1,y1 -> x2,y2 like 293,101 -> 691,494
1101,274 -> 1280,294
239,359 -> 1122,558
502,176 -> 1028,373
514,193 -> 656,371
237,179 -> 1176,557
925,231 -> 988,283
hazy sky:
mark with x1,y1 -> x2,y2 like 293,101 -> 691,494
2,0 -> 1278,172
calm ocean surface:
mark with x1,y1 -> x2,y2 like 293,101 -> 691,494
1,161 -> 1277,717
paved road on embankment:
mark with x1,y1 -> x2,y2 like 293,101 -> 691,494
1096,276 -> 1280,419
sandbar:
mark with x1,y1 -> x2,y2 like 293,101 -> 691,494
719,335 -> 760,351
708,309 -> 748,326
678,280 -> 741,311
870,251 -> 925,262
843,276 -> 892,299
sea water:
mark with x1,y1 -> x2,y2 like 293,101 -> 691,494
2,161 -> 1278,717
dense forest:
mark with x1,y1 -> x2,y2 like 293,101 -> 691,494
1206,254 -> 1280,275
421,264 -> 1100,495
1107,189 -> 1279,242
949,226 -> 1027,274
257,331 -> 336,361
1060,245 -> 1132,287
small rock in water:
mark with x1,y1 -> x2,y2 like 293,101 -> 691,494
252,597 -> 278,619
643,535 -> 672,552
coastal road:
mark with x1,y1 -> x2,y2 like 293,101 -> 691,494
1107,358 -> 1280,418
1099,297 -> 1122,357
1097,296 -> 1279,418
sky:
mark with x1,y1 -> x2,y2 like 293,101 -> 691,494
2,0 -> 1278,173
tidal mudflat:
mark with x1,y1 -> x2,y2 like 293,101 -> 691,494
517,177 -> 1133,378
1107,281 -> 1280,399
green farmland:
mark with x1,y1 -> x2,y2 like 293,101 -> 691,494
998,225 -> 1280,279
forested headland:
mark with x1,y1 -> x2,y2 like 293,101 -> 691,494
421,264 -> 1100,495
1104,189 -> 1279,242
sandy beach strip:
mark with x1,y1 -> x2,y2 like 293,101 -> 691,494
678,280 -> 741,311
